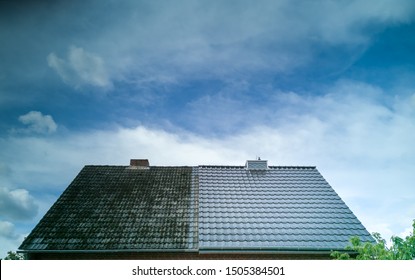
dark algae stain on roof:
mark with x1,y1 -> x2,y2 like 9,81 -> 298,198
20,166 -> 195,251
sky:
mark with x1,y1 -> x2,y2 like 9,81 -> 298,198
1,0 -> 415,258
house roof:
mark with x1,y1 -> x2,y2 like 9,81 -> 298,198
20,166 -> 198,251
198,165 -> 373,252
19,161 -> 374,254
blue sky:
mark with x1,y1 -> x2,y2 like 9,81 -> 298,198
1,0 -> 415,257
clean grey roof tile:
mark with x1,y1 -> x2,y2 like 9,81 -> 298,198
198,165 -> 374,251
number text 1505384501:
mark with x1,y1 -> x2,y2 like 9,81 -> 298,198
225,266 -> 285,276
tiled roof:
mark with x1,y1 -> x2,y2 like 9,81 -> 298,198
19,162 -> 374,254
19,166 -> 198,251
198,166 -> 374,251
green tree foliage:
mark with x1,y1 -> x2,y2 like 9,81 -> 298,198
331,220 -> 415,260
3,251 -> 24,260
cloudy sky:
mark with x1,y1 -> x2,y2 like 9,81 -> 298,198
1,0 -> 415,257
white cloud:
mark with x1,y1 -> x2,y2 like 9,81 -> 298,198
300,0 -> 415,44
18,111 -> 57,134
2,0 -> 415,99
397,222 -> 414,239
0,186 -> 38,220
0,220 -> 17,239
47,46 -> 112,89
81,0 -> 415,85
0,220 -> 26,259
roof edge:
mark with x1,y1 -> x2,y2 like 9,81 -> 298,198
199,248 -> 355,254
18,248 -> 199,254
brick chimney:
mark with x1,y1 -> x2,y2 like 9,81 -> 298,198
129,159 -> 150,169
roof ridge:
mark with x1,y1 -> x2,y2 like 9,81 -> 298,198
198,165 -> 316,169
83,165 -> 316,169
